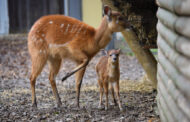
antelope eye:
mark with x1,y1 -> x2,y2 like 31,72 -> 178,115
109,54 -> 112,56
116,54 -> 119,56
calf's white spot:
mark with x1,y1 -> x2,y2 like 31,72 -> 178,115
112,65 -> 116,69
64,24 -> 70,34
77,24 -> 84,34
49,21 -> 53,24
60,24 -> 64,28
71,25 -> 76,32
49,43 -> 68,48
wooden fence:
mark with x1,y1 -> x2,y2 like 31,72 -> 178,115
156,0 -> 190,121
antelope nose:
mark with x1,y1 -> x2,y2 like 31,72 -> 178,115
113,57 -> 117,61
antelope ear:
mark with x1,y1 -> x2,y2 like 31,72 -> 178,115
103,5 -> 112,17
117,48 -> 121,54
101,49 -> 108,56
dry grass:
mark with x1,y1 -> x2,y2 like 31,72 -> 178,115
80,74 -> 156,92
1,75 -> 155,100
0,34 -> 27,41
120,75 -> 156,92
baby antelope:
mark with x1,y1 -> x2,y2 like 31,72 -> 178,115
95,49 -> 122,111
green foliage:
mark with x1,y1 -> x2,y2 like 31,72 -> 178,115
150,49 -> 158,54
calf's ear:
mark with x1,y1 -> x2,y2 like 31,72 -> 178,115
103,5 -> 112,21
101,49 -> 108,56
117,48 -> 121,54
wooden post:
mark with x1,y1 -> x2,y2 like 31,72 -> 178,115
122,29 -> 157,87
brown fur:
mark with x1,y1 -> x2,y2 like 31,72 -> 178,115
28,6 -> 128,108
96,49 -> 122,111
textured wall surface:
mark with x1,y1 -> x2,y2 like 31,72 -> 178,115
156,0 -> 190,121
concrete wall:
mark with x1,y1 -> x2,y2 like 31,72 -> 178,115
156,0 -> 190,121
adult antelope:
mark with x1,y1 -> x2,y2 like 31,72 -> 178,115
28,6 -> 129,108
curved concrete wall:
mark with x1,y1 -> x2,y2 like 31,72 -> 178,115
156,0 -> 190,121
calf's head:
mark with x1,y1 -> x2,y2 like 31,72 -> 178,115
106,49 -> 121,64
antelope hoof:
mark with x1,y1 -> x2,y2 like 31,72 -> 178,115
114,100 -> 117,106
32,103 -> 37,109
98,105 -> 104,110
110,101 -> 117,106
105,106 -> 108,111
119,107 -> 124,112
75,104 -> 80,109
75,102 -> 80,108
113,100 -> 117,106
57,102 -> 62,108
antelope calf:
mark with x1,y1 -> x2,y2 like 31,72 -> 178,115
28,5 -> 130,108
96,49 -> 122,111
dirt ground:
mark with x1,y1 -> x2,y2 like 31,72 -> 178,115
0,35 -> 159,122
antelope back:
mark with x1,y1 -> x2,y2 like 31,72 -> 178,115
28,15 -> 95,49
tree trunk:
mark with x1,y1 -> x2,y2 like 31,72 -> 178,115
122,29 -> 157,88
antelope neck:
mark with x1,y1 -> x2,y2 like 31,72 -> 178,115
95,16 -> 113,49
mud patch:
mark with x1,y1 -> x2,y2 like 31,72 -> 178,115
0,87 -> 159,121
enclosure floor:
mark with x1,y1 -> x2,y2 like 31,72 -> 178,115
0,35 -> 159,121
